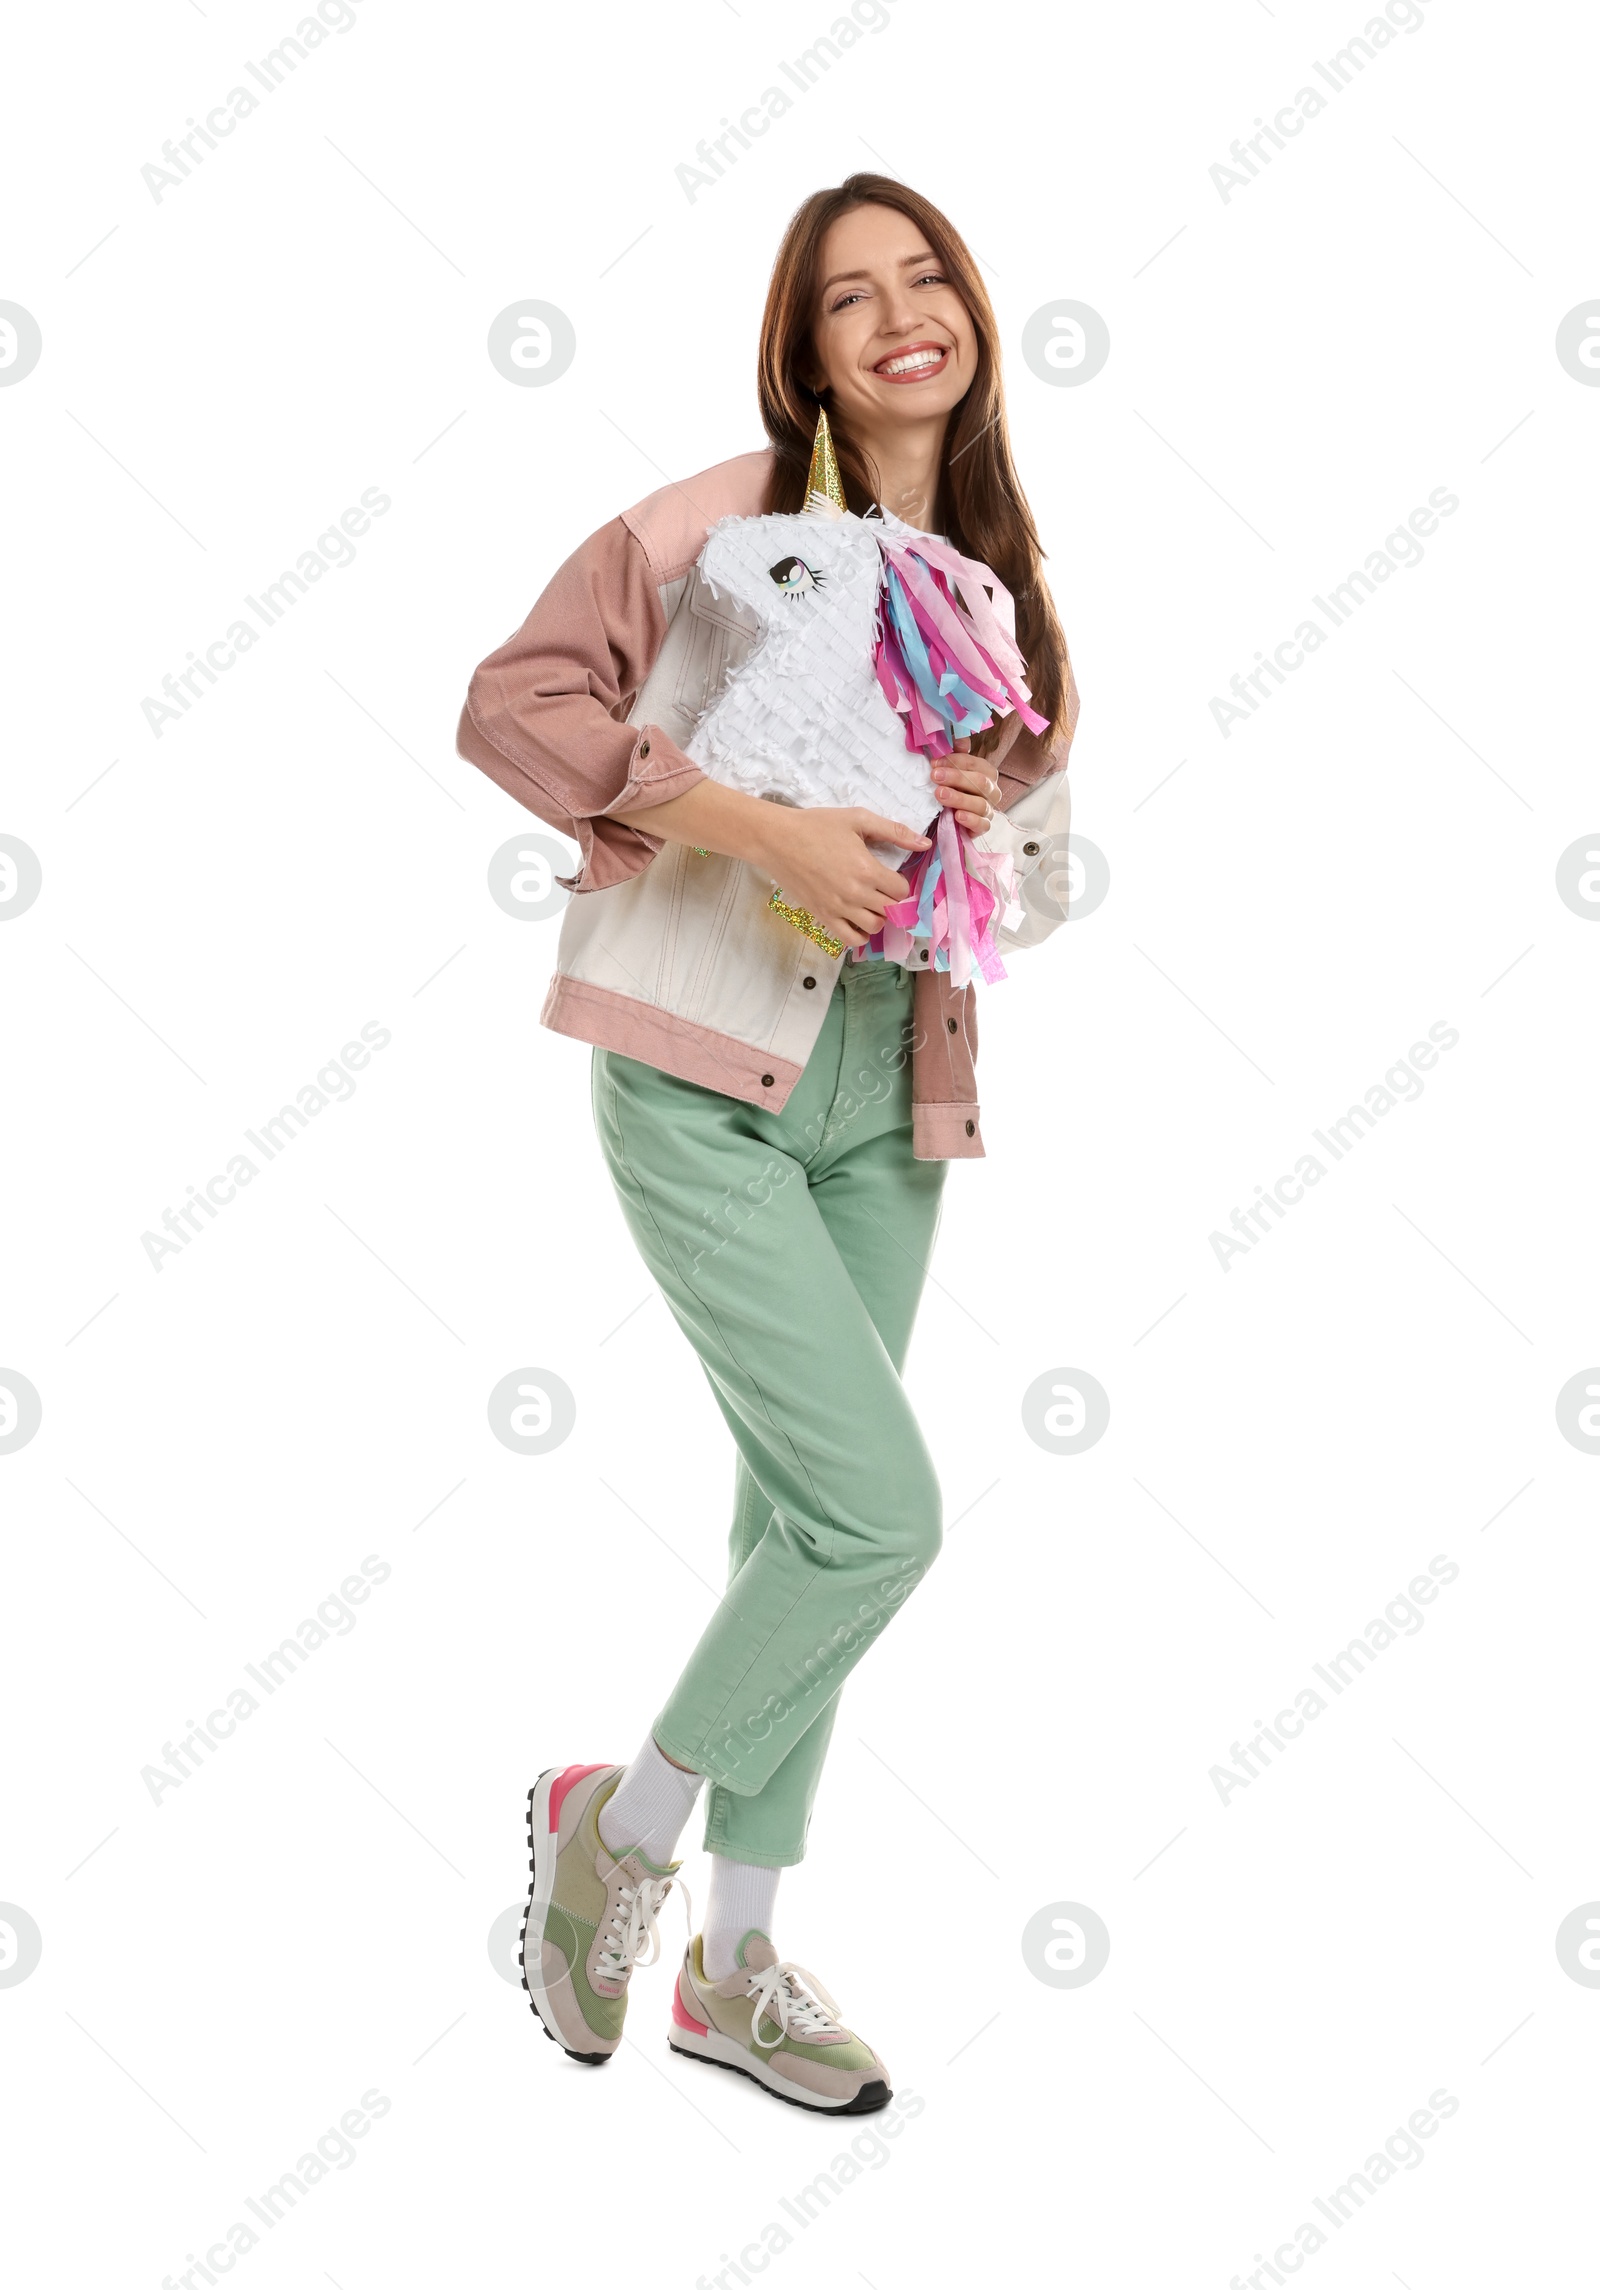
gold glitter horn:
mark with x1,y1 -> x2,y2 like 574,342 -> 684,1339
766,405 -> 849,957
804,402 -> 847,517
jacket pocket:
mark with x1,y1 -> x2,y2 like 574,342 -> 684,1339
677,572 -> 758,728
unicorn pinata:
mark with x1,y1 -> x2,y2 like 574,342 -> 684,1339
684,408 -> 1049,985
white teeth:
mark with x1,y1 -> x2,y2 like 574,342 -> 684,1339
879,348 -> 943,376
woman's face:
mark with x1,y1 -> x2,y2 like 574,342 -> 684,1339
807,203 -> 977,439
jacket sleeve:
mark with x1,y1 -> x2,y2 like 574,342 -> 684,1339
456,517 -> 707,891
969,647 -> 1081,950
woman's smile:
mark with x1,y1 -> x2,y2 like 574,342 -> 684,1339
870,340 -> 952,384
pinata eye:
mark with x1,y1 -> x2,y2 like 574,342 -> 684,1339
769,556 -> 823,597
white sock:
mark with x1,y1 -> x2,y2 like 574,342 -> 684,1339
598,1736 -> 704,1866
702,1856 -> 782,1979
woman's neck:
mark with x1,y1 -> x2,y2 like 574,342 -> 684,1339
844,409 -> 948,530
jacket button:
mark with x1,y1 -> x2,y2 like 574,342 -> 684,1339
638,737 -> 651,760
1022,840 -> 1039,856
964,1119 -> 976,1136
802,976 -> 816,989
919,949 -> 929,961
946,1016 -> 957,1033
760,1073 -> 774,1088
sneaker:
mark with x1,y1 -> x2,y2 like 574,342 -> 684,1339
669,1930 -> 892,2114
521,1764 -> 679,2065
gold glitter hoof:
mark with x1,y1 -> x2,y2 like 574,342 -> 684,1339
768,888 -> 844,959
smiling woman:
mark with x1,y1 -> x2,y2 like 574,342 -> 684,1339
457,169 -> 1082,2115
757,180 -> 1070,749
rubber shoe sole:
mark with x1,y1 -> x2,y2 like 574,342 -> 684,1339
520,1771 -> 611,2067
669,2024 -> 892,2115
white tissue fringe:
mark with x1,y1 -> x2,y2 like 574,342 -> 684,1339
684,509 -> 938,852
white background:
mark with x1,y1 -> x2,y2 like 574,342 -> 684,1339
3,0 -> 1597,2283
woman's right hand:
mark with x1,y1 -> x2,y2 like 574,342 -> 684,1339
755,806 -> 930,948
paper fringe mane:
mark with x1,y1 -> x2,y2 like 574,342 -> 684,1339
854,525 -> 1048,989
853,802 -> 1014,989
870,525 -> 1048,763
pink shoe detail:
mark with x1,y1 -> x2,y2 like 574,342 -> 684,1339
547,1763 -> 610,1833
671,1974 -> 710,2034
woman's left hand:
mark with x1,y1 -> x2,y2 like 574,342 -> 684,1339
930,736 -> 1003,836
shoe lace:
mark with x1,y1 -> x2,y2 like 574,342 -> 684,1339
594,1873 -> 674,1983
594,1873 -> 693,1986
745,1960 -> 844,2048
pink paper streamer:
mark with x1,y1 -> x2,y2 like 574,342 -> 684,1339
863,806 -> 1015,990
872,528 -> 1050,761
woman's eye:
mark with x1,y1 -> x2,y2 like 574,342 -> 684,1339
769,557 -> 824,597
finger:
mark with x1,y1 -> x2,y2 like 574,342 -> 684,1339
851,811 -> 932,851
839,897 -> 884,929
867,864 -> 911,901
931,765 -> 1000,797
934,786 -> 993,824
933,774 -> 993,810
952,735 -> 972,754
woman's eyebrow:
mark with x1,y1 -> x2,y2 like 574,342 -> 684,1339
820,251 -> 939,294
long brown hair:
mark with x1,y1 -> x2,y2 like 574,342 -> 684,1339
756,172 -> 1069,755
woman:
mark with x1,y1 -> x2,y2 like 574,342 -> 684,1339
458,174 -> 1079,2114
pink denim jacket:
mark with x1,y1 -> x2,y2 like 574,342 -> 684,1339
457,450 -> 1079,1158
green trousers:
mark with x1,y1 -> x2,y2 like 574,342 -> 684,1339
592,958 -> 946,1868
